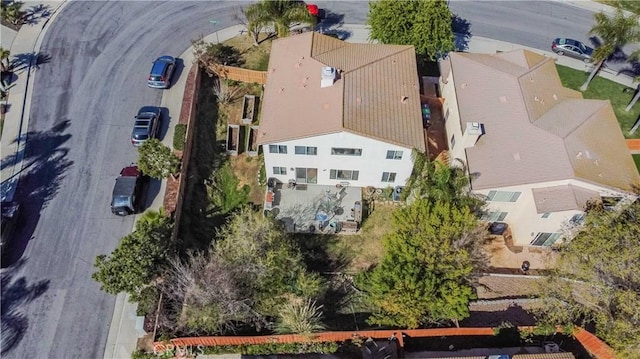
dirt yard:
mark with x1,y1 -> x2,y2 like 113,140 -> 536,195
229,153 -> 264,205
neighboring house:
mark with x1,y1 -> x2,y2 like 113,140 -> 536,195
439,49 -> 640,247
258,32 -> 426,189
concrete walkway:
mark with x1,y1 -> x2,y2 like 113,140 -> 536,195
0,1 -> 635,358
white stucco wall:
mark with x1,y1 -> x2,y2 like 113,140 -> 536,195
440,71 -> 467,165
476,179 -> 636,246
262,131 -> 416,188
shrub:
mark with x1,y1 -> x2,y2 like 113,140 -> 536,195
201,342 -> 339,355
173,124 -> 186,151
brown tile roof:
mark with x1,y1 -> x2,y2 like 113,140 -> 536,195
448,50 -> 640,191
532,184 -> 600,213
257,32 -> 425,151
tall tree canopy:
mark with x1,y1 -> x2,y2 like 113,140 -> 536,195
244,0 -> 315,40
580,9 -> 640,91
360,199 -> 487,328
92,210 -> 173,301
367,0 -> 455,60
535,201 -> 640,357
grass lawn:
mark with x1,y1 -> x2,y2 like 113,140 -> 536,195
555,64 -> 640,138
223,33 -> 272,71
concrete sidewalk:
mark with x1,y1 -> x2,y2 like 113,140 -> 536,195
1,0 -> 67,202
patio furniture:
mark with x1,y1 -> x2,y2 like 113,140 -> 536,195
353,201 -> 362,223
265,190 -> 274,210
340,220 -> 358,233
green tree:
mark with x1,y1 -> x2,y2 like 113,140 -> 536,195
367,0 -> 455,60
535,201 -> 640,357
1,1 -> 24,26
137,138 -> 181,179
244,0 -> 315,40
208,163 -> 250,214
92,210 -> 173,301
361,199 -> 486,328
580,9 -> 640,91
0,47 -> 10,73
274,298 -> 326,334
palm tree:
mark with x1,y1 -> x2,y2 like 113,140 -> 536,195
580,9 -> 640,91
243,0 -> 315,44
0,47 -> 10,73
273,298 -> 326,334
1,1 -> 24,26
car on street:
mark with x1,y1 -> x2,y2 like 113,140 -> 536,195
551,38 -> 593,62
131,106 -> 161,147
147,55 -> 176,89
111,165 -> 145,216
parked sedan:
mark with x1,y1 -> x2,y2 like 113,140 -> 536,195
551,38 -> 593,62
131,106 -> 161,147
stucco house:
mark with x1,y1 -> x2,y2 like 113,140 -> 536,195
439,49 -> 640,247
257,32 -> 426,189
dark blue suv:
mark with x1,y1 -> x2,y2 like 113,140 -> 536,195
147,56 -> 176,89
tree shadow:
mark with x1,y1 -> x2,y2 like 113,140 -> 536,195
316,10 -> 352,41
21,3 -> 52,26
0,258 -> 51,355
9,51 -> 51,73
1,120 -> 73,266
452,14 -> 472,52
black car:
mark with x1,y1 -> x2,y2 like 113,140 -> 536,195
147,55 -> 176,89
551,38 -> 593,62
111,165 -> 145,216
131,106 -> 161,147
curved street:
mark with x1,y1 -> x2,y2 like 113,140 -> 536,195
0,1 -> 620,358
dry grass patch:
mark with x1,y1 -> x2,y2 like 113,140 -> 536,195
229,153 -> 264,205
223,33 -> 273,71
340,203 -> 398,272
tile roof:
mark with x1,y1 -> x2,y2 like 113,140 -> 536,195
257,32 -> 425,152
447,50 -> 640,192
532,184 -> 600,213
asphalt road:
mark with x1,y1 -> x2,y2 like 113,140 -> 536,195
0,1 -> 610,358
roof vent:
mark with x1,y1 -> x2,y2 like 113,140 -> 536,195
461,83 -> 468,89
513,152 -> 521,161
499,96 -> 507,103
553,94 -> 558,101
401,96 -> 409,104
534,96 -> 540,102
321,66 -> 337,88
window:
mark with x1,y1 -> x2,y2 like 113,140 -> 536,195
541,212 -> 551,219
381,172 -> 396,182
450,134 -> 456,149
487,190 -> 521,202
268,145 -> 287,154
330,169 -> 359,181
331,147 -> 362,156
386,150 -> 403,160
530,232 -> 561,246
444,108 -> 450,123
273,167 -> 286,175
294,146 -> 317,155
481,211 -> 508,222
602,196 -> 622,208
570,213 -> 585,225
295,168 -> 317,184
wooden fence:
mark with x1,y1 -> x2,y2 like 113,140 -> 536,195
207,64 -> 267,84
154,326 -> 616,359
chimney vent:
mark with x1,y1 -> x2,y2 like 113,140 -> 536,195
321,66 -> 337,88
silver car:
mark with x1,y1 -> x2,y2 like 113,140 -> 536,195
551,38 -> 593,62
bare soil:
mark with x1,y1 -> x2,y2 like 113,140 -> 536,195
223,33 -> 273,70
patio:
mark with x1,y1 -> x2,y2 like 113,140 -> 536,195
264,182 -> 363,234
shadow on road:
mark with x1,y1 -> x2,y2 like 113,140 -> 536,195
1,120 -> 73,267
0,258 -> 51,355
452,14 -> 472,52
316,10 -> 352,41
10,51 -> 52,73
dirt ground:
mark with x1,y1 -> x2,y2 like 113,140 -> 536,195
229,153 -> 264,205
223,33 -> 273,71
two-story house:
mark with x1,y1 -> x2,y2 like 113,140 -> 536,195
257,32 -> 426,189
440,49 -> 640,246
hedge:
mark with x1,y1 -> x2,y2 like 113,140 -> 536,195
173,124 -> 187,151
200,341 -> 339,355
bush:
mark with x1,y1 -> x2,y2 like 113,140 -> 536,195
173,124 -> 186,151
136,286 -> 159,317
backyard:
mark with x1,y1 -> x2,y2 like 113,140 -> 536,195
555,64 -> 640,138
